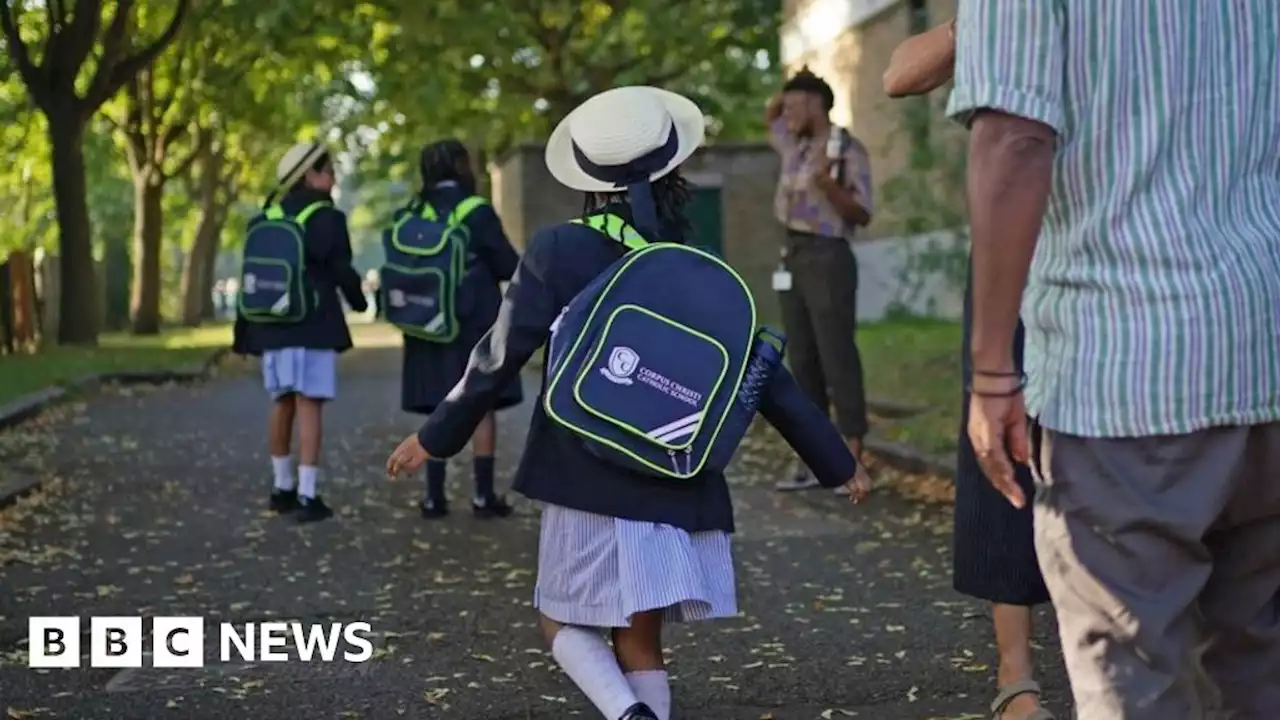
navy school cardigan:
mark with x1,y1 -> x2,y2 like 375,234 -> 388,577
232,187 -> 368,356
416,204 -> 858,534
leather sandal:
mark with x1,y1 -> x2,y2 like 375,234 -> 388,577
991,679 -> 1056,720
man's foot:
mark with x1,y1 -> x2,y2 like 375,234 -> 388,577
619,703 -> 658,720
420,500 -> 449,519
269,488 -> 299,513
472,495 -> 513,518
774,471 -> 820,491
296,495 -> 333,524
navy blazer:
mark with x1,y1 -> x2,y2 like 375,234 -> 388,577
233,187 -> 368,355
417,203 -> 857,533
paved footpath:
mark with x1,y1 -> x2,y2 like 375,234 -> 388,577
0,332 -> 1069,719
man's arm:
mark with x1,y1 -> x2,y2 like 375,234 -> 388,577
966,112 -> 1054,372
946,1 -> 1065,373
814,138 -> 872,227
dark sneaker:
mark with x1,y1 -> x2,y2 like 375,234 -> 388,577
296,495 -> 334,524
619,703 -> 658,720
472,495 -> 513,519
774,471 -> 820,492
420,500 -> 449,519
269,488 -> 299,513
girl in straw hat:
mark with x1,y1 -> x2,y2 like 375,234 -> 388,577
233,142 -> 368,523
386,86 -> 870,720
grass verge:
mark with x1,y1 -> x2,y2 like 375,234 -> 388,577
0,324 -> 232,407
860,316 -> 962,457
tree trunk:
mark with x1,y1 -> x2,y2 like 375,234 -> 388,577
200,240 -> 219,321
129,176 -> 165,335
8,251 -> 38,349
180,147 -> 225,326
46,108 -> 99,346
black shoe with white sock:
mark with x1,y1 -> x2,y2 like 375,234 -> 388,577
269,488 -> 299,513
619,703 -> 658,720
472,494 -> 513,518
296,495 -> 333,523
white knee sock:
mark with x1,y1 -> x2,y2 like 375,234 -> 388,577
271,456 -> 295,491
626,670 -> 670,720
551,626 -> 638,719
298,465 -> 319,499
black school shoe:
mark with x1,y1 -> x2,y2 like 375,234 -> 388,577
269,488 -> 299,513
472,495 -> 513,519
296,495 -> 334,524
420,500 -> 448,519
619,703 -> 658,720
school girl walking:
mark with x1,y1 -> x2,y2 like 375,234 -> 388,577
233,142 -> 368,523
386,87 -> 871,720
392,139 -> 522,518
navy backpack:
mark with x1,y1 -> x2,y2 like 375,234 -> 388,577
380,195 -> 487,342
238,201 -> 328,323
544,212 -> 786,480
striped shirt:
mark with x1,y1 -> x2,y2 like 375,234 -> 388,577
946,2 -> 1280,438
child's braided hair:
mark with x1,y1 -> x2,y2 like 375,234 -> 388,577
419,138 -> 476,196
583,170 -> 693,240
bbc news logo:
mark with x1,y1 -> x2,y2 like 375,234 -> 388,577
28,617 -> 374,668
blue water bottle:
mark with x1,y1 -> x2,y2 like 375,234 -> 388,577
706,327 -> 787,471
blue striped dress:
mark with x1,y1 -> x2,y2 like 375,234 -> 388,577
533,504 -> 738,627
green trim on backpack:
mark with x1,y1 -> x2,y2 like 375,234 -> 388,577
544,212 -> 758,479
238,200 -> 329,323
383,195 -> 489,343
570,213 -> 649,251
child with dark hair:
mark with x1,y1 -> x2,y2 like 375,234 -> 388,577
233,142 -> 368,523
396,138 -> 522,518
387,87 -> 869,720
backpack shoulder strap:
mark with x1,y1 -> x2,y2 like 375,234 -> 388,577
448,195 -> 489,226
570,213 -> 648,251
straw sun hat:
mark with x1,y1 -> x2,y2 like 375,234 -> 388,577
275,142 -> 330,189
544,86 -> 706,193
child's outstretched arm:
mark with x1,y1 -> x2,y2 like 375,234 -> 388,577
758,365 -> 862,491
394,231 -> 560,471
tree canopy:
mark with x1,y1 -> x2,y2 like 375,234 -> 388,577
2,0 -> 781,344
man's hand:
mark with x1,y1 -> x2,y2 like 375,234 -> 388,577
386,433 -> 430,478
811,157 -> 837,187
967,376 -> 1031,508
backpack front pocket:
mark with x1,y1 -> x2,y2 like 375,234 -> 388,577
382,264 -> 453,340
573,305 -> 729,452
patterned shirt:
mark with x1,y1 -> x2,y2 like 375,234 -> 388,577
769,119 -> 873,239
947,2 -> 1280,438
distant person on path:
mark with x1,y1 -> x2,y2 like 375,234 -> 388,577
364,269 -> 382,320
233,141 -> 368,524
213,279 -> 227,317
390,139 -> 522,519
764,67 -> 873,491
884,19 -> 1056,720
386,86 -> 870,720
950,3 -> 1280,718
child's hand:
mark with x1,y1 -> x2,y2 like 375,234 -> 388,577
386,433 -> 430,478
842,464 -> 872,504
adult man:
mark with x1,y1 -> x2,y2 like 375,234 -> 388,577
765,67 -> 873,490
949,3 -> 1280,718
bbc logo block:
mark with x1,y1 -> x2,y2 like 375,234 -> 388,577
28,616 -> 373,667
28,617 -> 81,668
